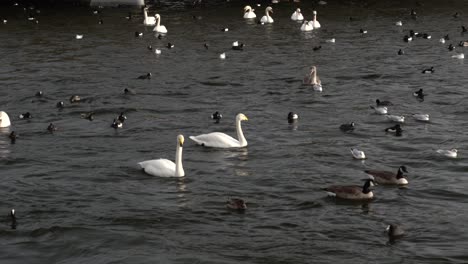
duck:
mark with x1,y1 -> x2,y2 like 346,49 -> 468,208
410,9 -> 417,19
137,73 -> 152,79
287,112 -> 299,124
56,101 -> 64,108
459,41 -> 468,47
398,49 -> 404,55
311,10 -> 321,28
138,135 -> 185,177
350,148 -> 366,159
452,53 -> 465,59
291,8 -> 304,21
436,149 -> 457,158
413,88 -> 425,99
212,111 -> 222,123
385,124 -> 403,136
386,224 -> 405,239
303,66 -> 322,91
370,106 -> 388,115
243,5 -> 256,19
118,112 -> 127,123
98,19 -> 103,24
111,119 -> 123,129
340,122 -> 355,132
221,27 -> 229,32
135,31 -> 143,37
422,67 -> 434,74
260,6 -> 274,24
403,35 -> 412,42
142,7 -> 156,26
153,14 -> 168,34
360,29 -> 368,34
189,113 -> 248,148
376,99 -> 393,106
365,165 -> 408,185
386,115 -> 405,123
204,43 -> 209,49
300,20 -> 313,32
226,198 -> 247,210
35,91 -> 43,97
0,111 -> 11,127
166,43 -> 175,49
323,179 -> 375,200
80,112 -> 95,121
232,41 -> 244,51
75,34 -> 83,39
422,33 -> 431,39
448,44 -> 455,51
462,26 -> 467,33
313,46 -> 322,51
70,95 -> 81,103
19,112 -> 32,119
47,123 -> 57,132
395,21 -> 402,26
155,49 -> 161,55
9,131 -> 17,144
326,38 -> 336,43
439,38 -> 445,44
219,52 -> 226,59
444,34 -> 450,40
10,209 -> 16,230
412,113 -> 429,121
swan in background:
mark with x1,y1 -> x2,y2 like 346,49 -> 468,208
311,10 -> 321,28
153,14 -> 168,33
243,5 -> 256,19
260,6 -> 274,24
138,135 -> 185,177
143,7 -> 156,26
436,149 -> 457,158
0,111 -> 11,127
300,21 -> 313,31
190,113 -> 248,148
303,66 -> 322,91
291,8 -> 304,21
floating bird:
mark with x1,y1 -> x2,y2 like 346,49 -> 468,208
243,5 -> 256,19
10,209 -> 16,229
311,10 -> 321,28
157,34 -> 163,39
410,9 -> 417,19
147,45 -> 152,51
35,91 -> 43,97
190,113 -> 248,148
75,34 -> 83,39
360,29 -> 368,34
436,149 -> 457,158
56,101 -> 64,108
260,6 -> 274,24
0,111 -> 11,127
422,33 -> 431,39
80,112 -> 95,121
287,112 -> 298,124
9,131 -> 17,144
458,41 -> 468,47
462,26 -> 467,33
323,179 -> 375,200
111,119 -> 123,129
350,148 -> 366,159
365,166 -> 408,185
386,224 -> 405,240
166,43 -> 175,49
204,43 -> 209,49
153,14 -> 167,33
386,115 -> 405,123
232,41 -> 244,51
2,19 -> 7,24
124,88 -> 136,95
70,95 -> 81,103
300,20 -> 313,32
439,38 -> 445,44
226,198 -> 247,210
448,44 -> 455,51
19,112 -> 31,119
385,124 -> 403,136
303,66 -> 322,92
137,73 -> 152,79
412,113 -> 429,121
444,34 -> 450,40
211,111 -> 222,123
395,21 -> 402,26
340,122 -> 355,132
313,45 -> 322,51
135,32 -> 143,37
118,112 -> 127,123
98,19 -> 103,24
221,27 -> 229,32
376,99 -> 393,106
219,52 -> 226,59
291,8 -> 304,21
370,106 -> 388,115
398,49 -> 404,55
413,88 -> 425,99
138,135 -> 185,177
142,7 -> 156,26
421,67 -> 434,74
403,35 -> 412,42
155,49 -> 161,54
451,53 -> 464,59
326,38 -> 336,43
453,12 -> 460,18
125,12 -> 132,20
47,123 -> 57,132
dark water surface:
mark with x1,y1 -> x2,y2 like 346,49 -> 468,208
1,1 -> 468,263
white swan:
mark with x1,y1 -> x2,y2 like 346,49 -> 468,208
189,113 -> 248,148
311,10 -> 321,28
291,8 -> 304,21
138,134 -> 185,177
243,5 -> 256,19
153,14 -> 168,33
300,21 -> 313,31
350,148 -> 366,159
260,6 -> 274,24
303,66 -> 322,91
143,7 -> 156,26
0,111 -> 11,128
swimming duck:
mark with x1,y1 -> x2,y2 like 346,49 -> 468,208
166,43 -> 175,49
47,123 -> 57,132
287,112 -> 298,124
111,119 -> 123,129
326,38 -> 336,43
10,209 -> 16,229
243,5 -> 256,19
403,35 -> 412,42
232,41 -> 244,51
350,148 -> 366,159
135,32 -> 143,37
0,111 -> 11,127
376,99 -> 393,106
386,224 -> 405,239
75,34 -> 83,39
124,88 -> 136,95
9,131 -> 17,144
291,8 -> 304,21
462,26 -> 467,33
56,101 -> 64,108
458,41 -> 468,47
260,6 -> 274,24
370,106 -> 388,115
212,111 -> 222,123
422,67 -> 434,74
137,73 -> 152,79
226,198 -> 247,210
365,165 -> 408,185
219,52 -> 226,59
339,122 -> 355,132
448,44 -> 455,51
221,27 -> 229,32
395,21 -> 402,26
138,135 -> 185,177
439,38 -> 445,44
19,112 -> 32,119
436,149 -> 457,158
413,88 -> 425,99
451,53 -> 464,59
385,124 -> 403,136
398,49 -> 404,55
410,9 -> 417,19
35,91 -> 43,97
313,46 -> 322,51
69,95 -> 81,103
386,115 -> 405,123
155,49 -> 161,54
360,29 -> 368,34
323,179 -> 375,200
81,112 -> 95,121
118,112 -> 127,123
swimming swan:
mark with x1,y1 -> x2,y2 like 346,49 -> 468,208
260,6 -> 274,24
138,134 -> 185,177
153,14 -> 168,33
291,8 -> 304,21
303,66 -> 322,91
190,113 -> 248,148
143,7 -> 156,26
0,111 -> 11,127
243,5 -> 256,19
312,10 -> 321,28
300,20 -> 313,31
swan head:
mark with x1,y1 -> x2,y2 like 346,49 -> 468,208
155,14 -> 160,19
451,149 -> 458,153
236,113 -> 248,122
310,66 -> 317,73
244,5 -> 252,11
296,8 -> 301,13
266,6 -> 273,13
313,10 -> 317,15
178,134 -> 184,147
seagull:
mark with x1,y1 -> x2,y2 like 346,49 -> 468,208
350,148 -> 366,159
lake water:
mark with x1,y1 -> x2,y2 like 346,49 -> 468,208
1,1 -> 468,263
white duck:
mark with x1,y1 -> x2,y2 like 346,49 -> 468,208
412,114 -> 429,121
350,148 -> 366,159
260,6 -> 274,24
0,111 -> 11,127
386,115 -> 405,123
300,21 -> 313,31
291,8 -> 304,21
153,14 -> 168,34
436,149 -> 457,158
190,113 -> 248,148
311,10 -> 321,28
143,7 -> 156,26
243,5 -> 256,19
138,135 -> 185,177
303,66 -> 322,91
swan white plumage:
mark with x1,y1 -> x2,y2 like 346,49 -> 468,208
300,21 -> 313,31
143,7 -> 156,26
260,6 -> 274,24
153,14 -> 168,34
243,5 -> 256,19
189,113 -> 248,148
303,66 -> 322,91
291,8 -> 304,21
312,10 -> 321,28
138,135 -> 185,177
436,149 -> 457,158
0,111 -> 11,128
350,148 -> 366,159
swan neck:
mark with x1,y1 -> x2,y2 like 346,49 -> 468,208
265,9 -> 270,17
175,144 -> 184,177
236,119 -> 247,147
144,9 -> 148,19
156,16 -> 161,27
312,69 -> 317,83
313,14 -> 317,22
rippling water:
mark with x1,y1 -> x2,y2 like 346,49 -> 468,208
1,1 -> 468,263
